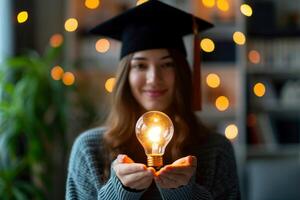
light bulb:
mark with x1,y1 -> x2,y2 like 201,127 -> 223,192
135,111 -> 174,168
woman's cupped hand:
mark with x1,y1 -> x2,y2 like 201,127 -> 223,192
113,154 -> 196,190
113,154 -> 155,190
155,155 -> 197,189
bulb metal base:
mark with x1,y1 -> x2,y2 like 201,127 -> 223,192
147,155 -> 163,168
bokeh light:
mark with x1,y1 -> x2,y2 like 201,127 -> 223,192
206,73 -> 220,88
202,0 -> 215,8
217,0 -> 229,12
105,77 -> 116,93
253,82 -> 266,97
215,96 -> 229,111
233,31 -> 246,45
248,50 -> 261,64
240,4 -> 253,17
51,66 -> 64,80
200,38 -> 215,53
64,18 -> 78,32
95,38 -> 110,53
49,34 -> 64,47
225,124 -> 238,140
17,11 -> 28,23
62,72 -> 75,86
85,0 -> 100,9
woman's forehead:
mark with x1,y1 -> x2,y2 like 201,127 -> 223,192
132,49 -> 172,60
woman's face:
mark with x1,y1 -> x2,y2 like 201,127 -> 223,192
129,49 -> 175,112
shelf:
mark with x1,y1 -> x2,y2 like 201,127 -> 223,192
249,105 -> 300,114
247,144 -> 300,159
248,29 -> 300,38
247,68 -> 300,78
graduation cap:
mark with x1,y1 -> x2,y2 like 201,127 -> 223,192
90,0 -> 213,110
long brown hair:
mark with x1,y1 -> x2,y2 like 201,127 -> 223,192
102,49 -> 209,181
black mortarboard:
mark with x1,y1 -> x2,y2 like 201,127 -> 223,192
90,0 -> 213,110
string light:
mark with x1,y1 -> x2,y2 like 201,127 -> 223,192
202,0 -> 215,8
253,82 -> 266,97
206,73 -> 220,88
62,72 -> 75,86
105,77 -> 116,93
248,50 -> 261,64
240,4 -> 253,17
225,124 -> 238,140
85,0 -> 100,9
17,11 -> 28,23
137,0 -> 149,6
64,18 -> 78,32
51,66 -> 64,80
233,31 -> 246,45
49,34 -> 64,47
215,96 -> 229,111
217,0 -> 229,12
200,38 -> 215,53
95,39 -> 110,53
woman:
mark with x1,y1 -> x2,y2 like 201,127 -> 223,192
66,1 -> 240,199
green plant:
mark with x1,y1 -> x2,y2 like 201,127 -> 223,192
0,45 -> 68,199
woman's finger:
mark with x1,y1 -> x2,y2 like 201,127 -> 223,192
114,163 -> 146,176
121,170 -> 153,188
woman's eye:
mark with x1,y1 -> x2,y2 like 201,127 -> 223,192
132,63 -> 147,69
161,62 -> 175,68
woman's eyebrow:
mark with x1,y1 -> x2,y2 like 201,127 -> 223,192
132,57 -> 147,61
131,54 -> 171,61
160,55 -> 172,60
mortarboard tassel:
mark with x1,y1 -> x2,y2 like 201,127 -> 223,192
192,16 -> 202,111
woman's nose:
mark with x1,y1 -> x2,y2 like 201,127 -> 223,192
146,66 -> 162,83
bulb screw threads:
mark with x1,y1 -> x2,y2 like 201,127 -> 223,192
147,155 -> 163,167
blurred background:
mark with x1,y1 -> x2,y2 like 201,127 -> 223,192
1,0 -> 300,199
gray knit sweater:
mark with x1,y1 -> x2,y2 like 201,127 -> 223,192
66,127 -> 240,199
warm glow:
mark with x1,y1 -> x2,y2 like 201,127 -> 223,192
105,77 -> 115,93
85,0 -> 100,9
217,0 -> 229,12
248,50 -> 261,64
49,34 -> 64,47
202,0 -> 215,8
147,126 -> 162,143
136,0 -> 149,6
51,66 -> 64,80
225,124 -> 238,140
253,82 -> 266,97
62,72 -> 75,86
240,4 -> 253,17
200,38 -> 215,53
233,31 -> 246,45
17,11 -> 28,23
215,96 -> 229,111
206,73 -> 220,88
64,18 -> 78,32
95,39 -> 110,53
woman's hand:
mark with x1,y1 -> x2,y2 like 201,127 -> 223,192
113,154 -> 155,190
155,155 -> 197,189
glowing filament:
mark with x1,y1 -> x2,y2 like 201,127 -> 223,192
147,126 -> 161,143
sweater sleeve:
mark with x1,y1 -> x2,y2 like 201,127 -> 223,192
157,174 -> 213,200
65,130 -> 145,200
157,135 -> 240,200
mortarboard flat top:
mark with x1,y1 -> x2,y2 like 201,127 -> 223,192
90,0 -> 213,58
